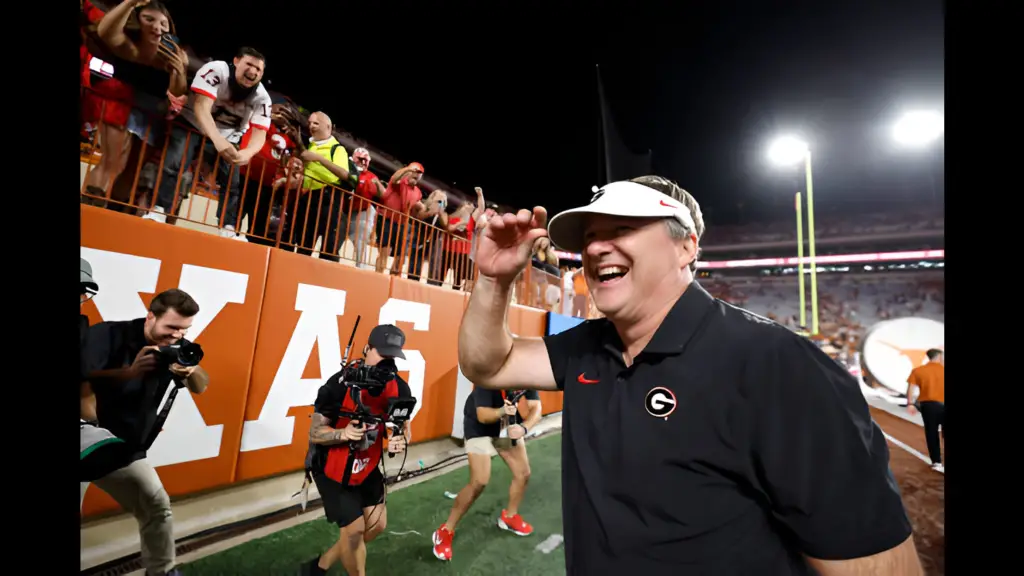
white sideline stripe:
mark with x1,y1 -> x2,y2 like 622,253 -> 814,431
882,431 -> 941,473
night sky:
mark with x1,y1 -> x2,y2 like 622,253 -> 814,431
164,0 -> 943,226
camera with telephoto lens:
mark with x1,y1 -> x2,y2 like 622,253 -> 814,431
151,338 -> 204,367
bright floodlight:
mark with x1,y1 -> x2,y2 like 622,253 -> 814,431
591,185 -> 600,193
767,135 -> 809,167
892,110 -> 944,148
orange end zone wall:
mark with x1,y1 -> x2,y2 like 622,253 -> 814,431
80,206 -> 563,517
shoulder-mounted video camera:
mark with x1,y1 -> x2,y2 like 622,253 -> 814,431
331,317 -> 418,450
335,358 -> 415,428
149,338 -> 204,367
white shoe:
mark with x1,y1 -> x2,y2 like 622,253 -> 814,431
931,463 -> 944,473
219,226 -> 249,242
142,206 -> 167,223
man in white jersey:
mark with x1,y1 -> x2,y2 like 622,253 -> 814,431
145,47 -> 272,240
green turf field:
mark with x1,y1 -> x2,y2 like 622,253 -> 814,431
182,433 -> 565,575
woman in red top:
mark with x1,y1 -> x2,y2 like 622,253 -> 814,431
81,0 -> 188,205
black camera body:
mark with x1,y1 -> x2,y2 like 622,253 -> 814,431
333,359 -> 417,458
151,338 -> 204,367
336,359 -> 403,425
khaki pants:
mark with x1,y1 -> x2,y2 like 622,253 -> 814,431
82,459 -> 175,575
465,436 -> 523,456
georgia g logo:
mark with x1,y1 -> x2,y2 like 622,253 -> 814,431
644,387 -> 677,419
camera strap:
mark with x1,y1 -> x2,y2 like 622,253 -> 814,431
142,380 -> 185,451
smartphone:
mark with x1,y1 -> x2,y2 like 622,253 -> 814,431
160,33 -> 179,51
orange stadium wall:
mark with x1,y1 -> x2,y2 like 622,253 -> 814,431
80,206 -> 563,517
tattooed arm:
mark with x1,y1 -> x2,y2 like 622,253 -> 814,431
309,413 -> 350,445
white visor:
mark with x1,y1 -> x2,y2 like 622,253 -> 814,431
547,181 -> 696,253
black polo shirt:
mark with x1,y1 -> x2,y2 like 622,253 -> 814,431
543,282 -> 911,575
85,318 -> 176,462
463,388 -> 540,440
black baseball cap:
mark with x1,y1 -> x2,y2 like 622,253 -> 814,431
368,324 -> 406,359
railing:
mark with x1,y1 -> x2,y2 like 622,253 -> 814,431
78,87 -> 591,319
79,88 -> 489,289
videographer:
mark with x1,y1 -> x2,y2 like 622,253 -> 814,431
431,387 -> 541,561
83,288 -> 209,576
301,324 -> 414,576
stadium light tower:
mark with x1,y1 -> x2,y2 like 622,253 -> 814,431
892,110 -> 944,149
767,135 -> 819,336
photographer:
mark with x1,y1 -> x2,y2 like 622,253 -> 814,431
83,288 -> 208,576
301,324 -> 414,576
431,387 -> 542,562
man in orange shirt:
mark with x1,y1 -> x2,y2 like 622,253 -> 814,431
907,349 -> 944,472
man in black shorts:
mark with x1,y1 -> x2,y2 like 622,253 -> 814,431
431,387 -> 542,561
458,176 -> 923,575
301,324 -> 413,576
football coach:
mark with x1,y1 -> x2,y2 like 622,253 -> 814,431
458,175 -> 922,575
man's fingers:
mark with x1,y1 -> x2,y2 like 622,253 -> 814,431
524,228 -> 549,246
486,216 -> 507,231
531,206 -> 548,228
515,209 -> 532,226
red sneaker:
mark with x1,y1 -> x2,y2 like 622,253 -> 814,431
432,524 -> 454,561
497,510 -> 534,536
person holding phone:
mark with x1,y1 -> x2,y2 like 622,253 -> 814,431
376,164 -> 447,279
83,0 -> 189,205
431,387 -> 542,562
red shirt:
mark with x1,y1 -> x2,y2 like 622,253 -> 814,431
446,217 -> 472,254
240,124 -> 294,185
381,176 -> 422,220
347,170 -> 381,213
322,379 -> 403,486
80,1 -> 105,88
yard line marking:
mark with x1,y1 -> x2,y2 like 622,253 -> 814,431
882,430 -> 941,473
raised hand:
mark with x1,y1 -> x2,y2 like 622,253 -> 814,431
475,207 -> 548,283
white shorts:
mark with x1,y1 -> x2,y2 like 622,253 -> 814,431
465,435 -> 523,456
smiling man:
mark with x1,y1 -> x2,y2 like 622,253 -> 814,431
84,288 -> 210,576
458,175 -> 922,575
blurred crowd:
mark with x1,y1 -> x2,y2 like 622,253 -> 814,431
704,273 -> 944,365
708,210 -> 943,246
